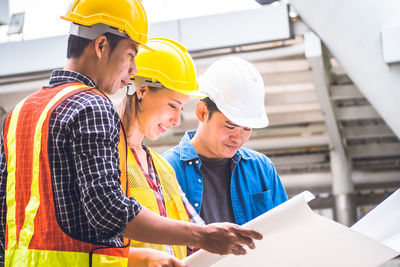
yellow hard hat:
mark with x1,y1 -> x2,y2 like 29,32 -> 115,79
61,0 -> 148,45
131,38 -> 204,97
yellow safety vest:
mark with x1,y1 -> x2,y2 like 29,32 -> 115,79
127,146 -> 189,259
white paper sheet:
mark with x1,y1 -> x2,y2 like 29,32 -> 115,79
183,190 -> 400,267
351,189 -> 400,252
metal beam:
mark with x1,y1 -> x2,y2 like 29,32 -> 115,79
289,0 -> 400,140
245,134 -> 329,151
0,35 -> 68,77
178,4 -> 291,52
251,123 -> 326,138
267,88 -> 318,105
269,153 -> 328,166
150,134 -> 330,155
330,84 -> 364,101
349,143 -> 400,158
282,171 -> 400,191
193,42 -> 305,66
304,31 -> 356,225
343,123 -> 395,139
335,106 -> 380,121
261,70 -> 313,85
148,4 -> 291,52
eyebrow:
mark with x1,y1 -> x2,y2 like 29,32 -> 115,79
225,121 -> 240,127
225,120 -> 251,130
171,99 -> 183,105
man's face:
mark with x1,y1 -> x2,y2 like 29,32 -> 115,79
199,111 -> 252,159
97,38 -> 138,95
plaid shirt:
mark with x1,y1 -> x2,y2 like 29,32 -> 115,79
0,70 -> 142,265
130,144 -> 204,256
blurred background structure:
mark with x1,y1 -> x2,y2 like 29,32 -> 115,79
0,0 -> 399,264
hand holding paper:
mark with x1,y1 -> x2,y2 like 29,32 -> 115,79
196,222 -> 263,255
184,190 -> 400,267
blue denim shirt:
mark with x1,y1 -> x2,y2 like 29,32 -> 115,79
163,131 -> 288,225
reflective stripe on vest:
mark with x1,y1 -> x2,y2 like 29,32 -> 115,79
4,83 -> 128,266
126,147 -> 189,259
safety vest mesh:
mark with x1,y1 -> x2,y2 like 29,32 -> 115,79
127,147 -> 189,259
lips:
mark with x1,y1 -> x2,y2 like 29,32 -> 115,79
225,144 -> 238,150
158,124 -> 168,133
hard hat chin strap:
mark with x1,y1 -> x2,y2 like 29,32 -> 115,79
69,23 -> 129,40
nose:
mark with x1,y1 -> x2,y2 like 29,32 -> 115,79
170,110 -> 181,127
129,58 -> 138,76
230,128 -> 242,143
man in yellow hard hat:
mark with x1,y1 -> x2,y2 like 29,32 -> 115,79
0,1 -> 262,266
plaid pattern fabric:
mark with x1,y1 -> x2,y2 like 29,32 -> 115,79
130,144 -> 204,256
0,70 -> 142,265
0,132 -> 6,266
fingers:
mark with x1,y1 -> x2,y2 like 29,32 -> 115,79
170,258 -> 187,267
229,224 -> 262,250
237,228 -> 263,240
198,223 -> 263,255
237,233 -> 255,249
231,244 -> 247,256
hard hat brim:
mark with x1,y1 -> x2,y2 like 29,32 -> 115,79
213,97 -> 269,129
224,111 -> 269,129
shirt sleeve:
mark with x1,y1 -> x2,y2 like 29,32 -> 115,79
69,96 -> 141,237
0,130 -> 7,266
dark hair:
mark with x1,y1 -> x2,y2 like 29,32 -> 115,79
122,86 -> 163,132
67,32 -> 125,59
200,97 -> 220,119
67,35 -> 91,58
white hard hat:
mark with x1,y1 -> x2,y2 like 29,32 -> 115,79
198,56 -> 269,128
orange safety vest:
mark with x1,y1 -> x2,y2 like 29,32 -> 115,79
3,83 -> 129,266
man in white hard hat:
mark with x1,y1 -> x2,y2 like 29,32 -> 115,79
163,56 -> 288,225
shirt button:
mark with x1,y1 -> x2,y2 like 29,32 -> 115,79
188,161 -> 193,165
198,179 -> 202,183
194,203 -> 199,207
195,160 -> 199,164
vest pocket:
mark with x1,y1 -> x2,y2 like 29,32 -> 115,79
251,190 -> 273,217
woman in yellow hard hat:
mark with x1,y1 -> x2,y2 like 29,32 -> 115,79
118,38 -> 205,263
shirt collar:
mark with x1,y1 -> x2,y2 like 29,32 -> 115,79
178,130 -> 250,162
48,69 -> 97,88
178,130 -> 200,161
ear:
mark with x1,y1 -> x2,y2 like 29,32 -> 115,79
94,35 -> 108,59
195,101 -> 209,123
136,85 -> 148,99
